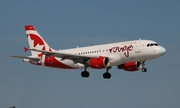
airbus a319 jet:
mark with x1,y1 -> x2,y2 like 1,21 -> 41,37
12,25 -> 166,79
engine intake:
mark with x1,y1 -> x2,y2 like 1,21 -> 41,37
89,57 -> 110,69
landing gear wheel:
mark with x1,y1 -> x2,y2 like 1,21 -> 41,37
141,68 -> 147,72
103,72 -> 111,79
81,71 -> 90,78
141,61 -> 147,72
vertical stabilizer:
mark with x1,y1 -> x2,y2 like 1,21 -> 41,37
25,25 -> 54,56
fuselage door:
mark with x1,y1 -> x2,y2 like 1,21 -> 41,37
135,41 -> 141,53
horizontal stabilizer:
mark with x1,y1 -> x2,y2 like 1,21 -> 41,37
11,56 -> 40,61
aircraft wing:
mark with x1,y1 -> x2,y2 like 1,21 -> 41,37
30,49 -> 99,62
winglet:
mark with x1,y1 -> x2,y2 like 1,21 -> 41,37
23,47 -> 29,52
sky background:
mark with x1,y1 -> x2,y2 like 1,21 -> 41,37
0,0 -> 179,108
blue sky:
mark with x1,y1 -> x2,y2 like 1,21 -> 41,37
0,0 -> 179,108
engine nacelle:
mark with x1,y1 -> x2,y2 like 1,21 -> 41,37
89,57 -> 110,69
118,62 -> 141,71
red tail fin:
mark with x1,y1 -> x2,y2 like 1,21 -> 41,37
25,25 -> 54,56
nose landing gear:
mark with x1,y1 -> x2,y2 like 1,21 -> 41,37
141,68 -> 147,72
141,61 -> 147,72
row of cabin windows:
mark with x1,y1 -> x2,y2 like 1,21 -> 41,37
75,49 -> 109,55
147,43 -> 159,47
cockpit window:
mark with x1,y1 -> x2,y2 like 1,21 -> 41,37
154,43 -> 159,46
147,43 -> 159,47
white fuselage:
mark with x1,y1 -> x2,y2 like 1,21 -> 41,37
40,39 -> 166,69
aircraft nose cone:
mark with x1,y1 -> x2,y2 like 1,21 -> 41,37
159,46 -> 166,55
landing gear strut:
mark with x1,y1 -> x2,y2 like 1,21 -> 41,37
141,61 -> 147,72
103,67 -> 112,79
81,70 -> 90,78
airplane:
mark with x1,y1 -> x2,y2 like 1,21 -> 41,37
11,25 -> 166,79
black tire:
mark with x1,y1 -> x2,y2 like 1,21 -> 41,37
81,71 -> 90,78
85,71 -> 90,77
141,68 -> 147,72
103,72 -> 111,79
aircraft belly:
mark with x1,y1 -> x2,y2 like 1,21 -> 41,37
43,57 -> 78,69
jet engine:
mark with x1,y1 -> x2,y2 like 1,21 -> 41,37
89,57 -> 110,69
117,62 -> 141,71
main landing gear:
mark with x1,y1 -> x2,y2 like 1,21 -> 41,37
81,67 -> 112,79
103,67 -> 112,79
141,61 -> 147,72
81,69 -> 90,78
